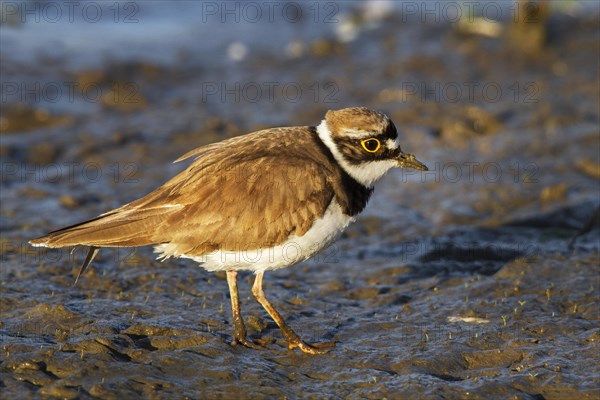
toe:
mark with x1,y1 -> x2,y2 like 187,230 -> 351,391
291,340 -> 336,355
232,337 -> 264,350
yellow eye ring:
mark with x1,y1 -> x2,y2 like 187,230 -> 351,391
361,138 -> 381,153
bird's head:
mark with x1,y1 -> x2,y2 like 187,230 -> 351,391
317,107 -> 428,187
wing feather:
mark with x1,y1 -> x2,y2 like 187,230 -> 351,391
30,127 -> 337,255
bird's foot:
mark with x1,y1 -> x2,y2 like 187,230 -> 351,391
231,336 -> 263,350
288,339 -> 336,355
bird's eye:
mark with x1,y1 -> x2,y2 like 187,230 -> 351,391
361,138 -> 381,153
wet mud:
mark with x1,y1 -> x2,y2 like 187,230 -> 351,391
1,2 -> 599,399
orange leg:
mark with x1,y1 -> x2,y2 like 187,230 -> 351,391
226,270 -> 261,349
251,271 -> 335,355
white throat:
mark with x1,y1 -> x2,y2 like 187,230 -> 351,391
316,120 -> 396,187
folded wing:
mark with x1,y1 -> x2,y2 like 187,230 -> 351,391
29,128 -> 336,255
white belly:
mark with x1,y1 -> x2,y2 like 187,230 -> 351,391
155,201 -> 354,273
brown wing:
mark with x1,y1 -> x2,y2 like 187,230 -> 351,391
29,128 -> 336,254
161,156 -> 334,256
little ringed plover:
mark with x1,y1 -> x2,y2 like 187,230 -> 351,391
30,107 -> 428,354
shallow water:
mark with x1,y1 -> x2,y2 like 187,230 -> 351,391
1,2 -> 599,399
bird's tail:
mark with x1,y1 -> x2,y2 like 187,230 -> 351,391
29,205 -> 183,249
29,205 -> 183,285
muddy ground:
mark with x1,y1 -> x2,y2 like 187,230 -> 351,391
1,2 -> 599,399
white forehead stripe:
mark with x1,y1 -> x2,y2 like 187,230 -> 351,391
341,128 -> 378,139
386,138 -> 399,150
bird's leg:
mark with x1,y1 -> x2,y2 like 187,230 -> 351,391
226,270 -> 261,349
251,271 -> 335,355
